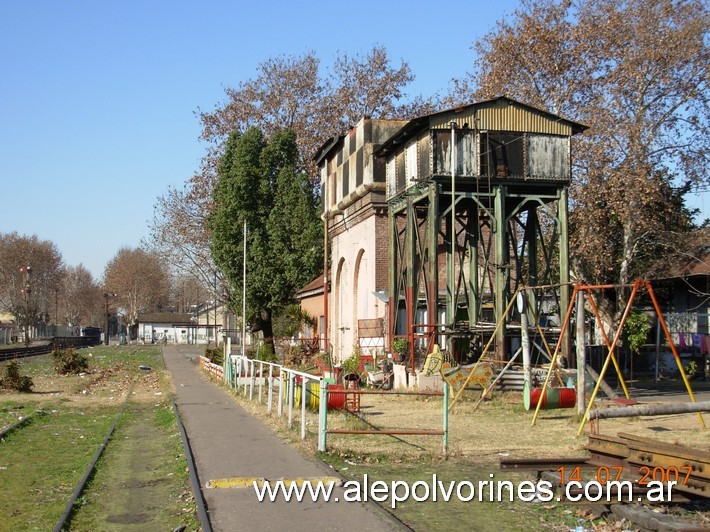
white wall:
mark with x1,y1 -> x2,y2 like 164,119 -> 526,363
330,215 -> 384,361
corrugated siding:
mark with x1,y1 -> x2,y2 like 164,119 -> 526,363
430,103 -> 572,136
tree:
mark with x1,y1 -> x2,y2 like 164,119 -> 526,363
144,184 -> 221,301
61,264 -> 103,328
0,232 -> 64,339
458,0 -> 709,326
103,248 -> 171,333
148,46 -> 433,287
208,128 -> 323,354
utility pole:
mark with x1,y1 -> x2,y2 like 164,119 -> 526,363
19,265 -> 32,346
54,288 -> 59,337
103,292 -> 116,345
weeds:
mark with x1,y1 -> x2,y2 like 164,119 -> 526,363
0,361 -> 33,392
52,349 -> 89,375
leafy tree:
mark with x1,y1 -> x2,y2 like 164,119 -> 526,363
103,248 -> 171,332
455,0 -> 709,326
209,128 -> 322,354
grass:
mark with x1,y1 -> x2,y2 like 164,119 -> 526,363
67,402 -> 199,531
0,403 -> 120,530
0,346 -> 198,531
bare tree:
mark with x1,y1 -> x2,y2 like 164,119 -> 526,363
456,0 -> 709,325
0,232 -> 64,336
61,264 -> 103,328
103,248 -> 171,331
147,45 -> 433,296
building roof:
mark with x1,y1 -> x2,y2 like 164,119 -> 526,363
646,229 -> 710,280
654,250 -> 710,280
376,96 -> 588,157
295,274 -> 326,299
137,312 -> 195,325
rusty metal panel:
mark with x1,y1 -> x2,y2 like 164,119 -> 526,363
395,151 -> 406,193
526,134 -> 570,179
418,132 -> 430,178
430,104 -> 572,136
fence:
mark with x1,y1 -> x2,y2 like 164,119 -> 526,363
317,386 -> 449,455
227,355 -> 322,440
220,354 -> 450,453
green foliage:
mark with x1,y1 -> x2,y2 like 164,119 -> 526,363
256,344 -> 278,363
279,304 -> 317,338
340,353 -> 360,376
0,362 -> 33,392
208,128 -> 323,340
204,347 -> 223,365
392,338 -> 408,356
684,360 -> 698,377
624,310 -> 651,355
52,348 -> 89,375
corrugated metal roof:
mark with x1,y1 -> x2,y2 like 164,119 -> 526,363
376,96 -> 587,157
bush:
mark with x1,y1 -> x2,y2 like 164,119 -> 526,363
0,361 -> 34,392
52,348 -> 89,375
257,344 -> 278,363
204,347 -> 223,365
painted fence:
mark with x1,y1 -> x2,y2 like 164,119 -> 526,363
217,354 -> 450,455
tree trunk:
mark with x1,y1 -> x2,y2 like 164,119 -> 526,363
251,308 -> 275,356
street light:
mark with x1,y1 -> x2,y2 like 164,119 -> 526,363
103,292 -> 116,345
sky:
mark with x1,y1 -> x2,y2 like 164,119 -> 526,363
1,1 -> 706,281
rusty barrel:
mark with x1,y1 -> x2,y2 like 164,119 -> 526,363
523,380 -> 576,411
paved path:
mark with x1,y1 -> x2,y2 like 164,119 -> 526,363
163,345 -> 402,532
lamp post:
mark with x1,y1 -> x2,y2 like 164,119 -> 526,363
103,292 -> 116,345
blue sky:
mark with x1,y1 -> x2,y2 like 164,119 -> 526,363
1,1 -> 706,280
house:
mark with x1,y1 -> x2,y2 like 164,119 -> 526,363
650,237 -> 710,356
315,118 -> 406,361
294,274 -> 327,347
137,313 -> 198,344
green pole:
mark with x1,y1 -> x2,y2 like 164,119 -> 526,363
318,380 -> 328,452
443,384 -> 449,456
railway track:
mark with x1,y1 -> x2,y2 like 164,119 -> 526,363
500,432 -> 710,529
0,388 -> 209,530
0,337 -> 102,362
48,390 -> 211,532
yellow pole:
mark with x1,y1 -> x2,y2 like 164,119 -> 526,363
531,284 -> 579,426
448,287 -> 521,409
586,292 -> 630,399
645,281 -> 705,429
577,281 -> 640,435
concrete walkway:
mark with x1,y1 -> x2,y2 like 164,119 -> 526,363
163,345 -> 403,532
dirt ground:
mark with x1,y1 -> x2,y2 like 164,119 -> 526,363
232,382 -> 710,466
225,375 -> 710,531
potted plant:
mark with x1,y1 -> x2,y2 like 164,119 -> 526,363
392,338 -> 408,363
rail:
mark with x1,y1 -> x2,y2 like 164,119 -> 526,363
0,337 -> 101,362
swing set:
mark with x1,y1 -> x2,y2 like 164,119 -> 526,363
446,279 -> 706,435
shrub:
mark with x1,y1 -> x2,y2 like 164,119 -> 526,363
204,347 -> 223,365
0,361 -> 34,392
257,344 -> 278,363
52,348 -> 89,375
